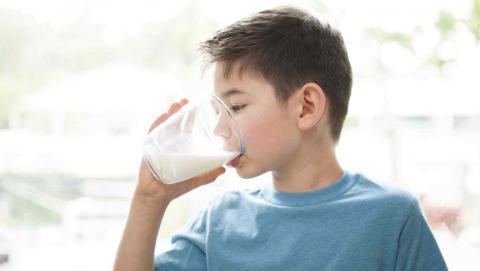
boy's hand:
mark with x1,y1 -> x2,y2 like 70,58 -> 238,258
136,98 -> 226,206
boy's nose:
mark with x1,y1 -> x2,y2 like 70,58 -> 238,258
213,114 -> 233,140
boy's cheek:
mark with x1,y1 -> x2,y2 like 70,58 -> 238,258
239,110 -> 284,155
242,126 -> 277,160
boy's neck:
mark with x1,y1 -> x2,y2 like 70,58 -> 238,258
271,138 -> 343,193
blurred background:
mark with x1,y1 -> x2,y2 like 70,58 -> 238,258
0,0 -> 479,270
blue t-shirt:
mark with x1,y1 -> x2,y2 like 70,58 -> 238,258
155,171 -> 448,270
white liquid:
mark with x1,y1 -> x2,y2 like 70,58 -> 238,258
146,152 -> 238,184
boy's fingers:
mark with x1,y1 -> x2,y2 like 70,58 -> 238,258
168,98 -> 188,114
168,103 -> 181,114
147,99 -> 189,134
148,113 -> 169,133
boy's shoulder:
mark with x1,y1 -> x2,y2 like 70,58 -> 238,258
348,172 -> 420,214
352,172 -> 416,200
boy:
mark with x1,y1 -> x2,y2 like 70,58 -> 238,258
114,6 -> 448,271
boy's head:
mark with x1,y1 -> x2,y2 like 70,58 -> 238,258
199,6 -> 352,179
199,6 -> 352,144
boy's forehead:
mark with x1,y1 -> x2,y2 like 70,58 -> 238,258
213,62 -> 269,97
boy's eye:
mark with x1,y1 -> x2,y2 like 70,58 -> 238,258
230,104 -> 246,113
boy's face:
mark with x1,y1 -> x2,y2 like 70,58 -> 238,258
213,62 -> 301,179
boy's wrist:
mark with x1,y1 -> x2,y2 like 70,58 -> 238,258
132,188 -> 170,214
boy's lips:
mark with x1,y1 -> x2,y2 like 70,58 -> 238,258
227,154 -> 243,168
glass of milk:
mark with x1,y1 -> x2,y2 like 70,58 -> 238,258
143,94 -> 245,184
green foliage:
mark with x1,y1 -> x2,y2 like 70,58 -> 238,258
344,116 -> 359,129
366,2 -> 480,72
7,193 -> 62,225
427,54 -> 453,71
308,0 -> 328,14
467,0 -> 480,42
0,80 -> 22,128
436,10 -> 456,38
1,177 -> 81,225
430,10 -> 459,70
365,27 -> 414,51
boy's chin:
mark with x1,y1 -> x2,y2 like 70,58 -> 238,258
234,165 -> 265,180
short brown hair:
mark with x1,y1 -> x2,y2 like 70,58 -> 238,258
199,6 -> 352,143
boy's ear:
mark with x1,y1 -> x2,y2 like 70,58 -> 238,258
294,82 -> 326,131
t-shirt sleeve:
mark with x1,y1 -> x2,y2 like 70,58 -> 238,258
154,208 -> 208,271
394,198 -> 449,271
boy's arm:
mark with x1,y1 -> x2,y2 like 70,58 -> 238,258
113,100 -> 225,271
113,187 -> 168,271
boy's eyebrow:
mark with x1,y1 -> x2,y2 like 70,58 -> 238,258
221,88 -> 247,98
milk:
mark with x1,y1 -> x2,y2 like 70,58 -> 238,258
145,152 -> 238,184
